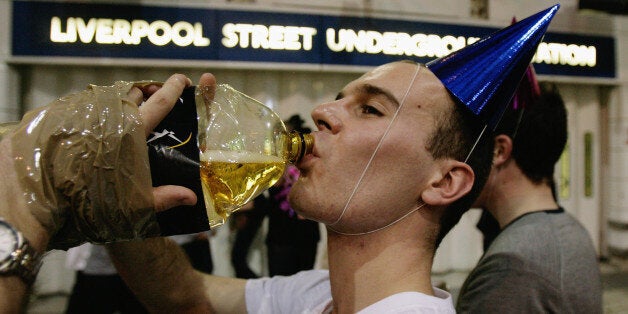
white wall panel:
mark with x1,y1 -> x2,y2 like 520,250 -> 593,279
607,150 -> 628,220
554,83 -> 602,253
606,13 -> 628,255
575,85 -> 601,252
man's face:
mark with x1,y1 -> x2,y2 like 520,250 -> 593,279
290,62 -> 456,234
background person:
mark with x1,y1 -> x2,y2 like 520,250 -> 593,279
456,82 -> 603,313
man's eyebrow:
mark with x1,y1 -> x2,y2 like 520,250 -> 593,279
335,84 -> 400,107
361,84 -> 400,107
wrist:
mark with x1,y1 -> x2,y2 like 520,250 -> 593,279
0,218 -> 44,285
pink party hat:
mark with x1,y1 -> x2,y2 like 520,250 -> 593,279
510,16 -> 541,111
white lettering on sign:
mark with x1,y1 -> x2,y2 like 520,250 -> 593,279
533,42 -> 597,67
326,28 -> 597,68
50,17 -> 210,47
221,23 -> 317,50
48,16 -> 599,68
326,28 -> 479,58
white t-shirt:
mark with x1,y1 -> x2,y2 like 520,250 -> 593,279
245,270 -> 455,314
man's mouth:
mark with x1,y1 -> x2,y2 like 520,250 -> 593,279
296,132 -> 320,173
296,153 -> 315,172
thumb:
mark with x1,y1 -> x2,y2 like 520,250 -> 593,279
152,185 -> 197,212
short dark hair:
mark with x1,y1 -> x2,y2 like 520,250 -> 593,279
426,99 -> 495,248
495,84 -> 567,185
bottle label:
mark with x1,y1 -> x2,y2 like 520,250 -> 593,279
148,86 -> 210,235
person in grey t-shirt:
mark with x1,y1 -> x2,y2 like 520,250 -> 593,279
456,80 -> 603,313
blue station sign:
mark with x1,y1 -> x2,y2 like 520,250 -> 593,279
11,0 -> 616,78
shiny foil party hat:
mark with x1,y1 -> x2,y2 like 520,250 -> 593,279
426,4 -> 559,130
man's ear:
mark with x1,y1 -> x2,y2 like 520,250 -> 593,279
421,160 -> 474,206
492,134 -> 513,167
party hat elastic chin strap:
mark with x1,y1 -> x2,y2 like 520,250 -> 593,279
328,64 -> 425,236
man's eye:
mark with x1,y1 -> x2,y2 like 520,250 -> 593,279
360,104 -> 383,116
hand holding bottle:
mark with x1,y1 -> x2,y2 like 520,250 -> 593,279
2,73 -> 211,250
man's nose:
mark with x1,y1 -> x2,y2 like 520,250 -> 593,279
311,101 -> 342,134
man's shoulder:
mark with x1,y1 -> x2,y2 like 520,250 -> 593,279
458,210 -> 602,313
360,289 -> 454,314
491,209 -> 592,252
247,269 -> 330,292
485,212 -> 555,261
471,210 -> 594,282
245,270 -> 332,313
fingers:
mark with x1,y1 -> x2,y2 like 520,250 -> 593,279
197,73 -> 217,106
125,87 -> 144,106
198,73 -> 216,88
139,74 -> 192,138
141,84 -> 163,96
152,185 -> 197,213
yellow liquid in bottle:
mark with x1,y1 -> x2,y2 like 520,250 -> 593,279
199,150 -> 285,227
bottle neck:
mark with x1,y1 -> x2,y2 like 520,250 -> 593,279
285,131 -> 313,163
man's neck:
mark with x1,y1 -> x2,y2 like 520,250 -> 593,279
324,217 -> 435,313
485,165 -> 559,228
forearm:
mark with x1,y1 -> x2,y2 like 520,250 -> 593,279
108,237 -> 248,314
0,277 -> 28,314
107,237 -> 211,313
0,138 -> 49,312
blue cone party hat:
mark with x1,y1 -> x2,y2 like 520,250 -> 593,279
426,4 -> 559,130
